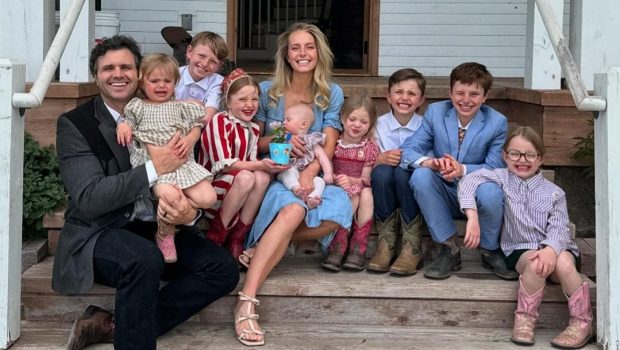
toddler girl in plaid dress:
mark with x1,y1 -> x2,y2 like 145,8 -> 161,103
321,94 -> 379,272
117,53 -> 216,263
198,68 -> 288,263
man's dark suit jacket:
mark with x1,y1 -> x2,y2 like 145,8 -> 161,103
52,96 -> 152,294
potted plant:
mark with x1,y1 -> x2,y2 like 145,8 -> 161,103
269,121 -> 292,165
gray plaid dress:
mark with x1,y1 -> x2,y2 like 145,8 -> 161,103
124,97 -> 213,189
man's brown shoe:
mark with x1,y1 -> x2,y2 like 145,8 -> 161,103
66,305 -> 115,350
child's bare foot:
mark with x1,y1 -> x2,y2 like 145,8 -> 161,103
292,185 -> 305,199
306,196 -> 321,209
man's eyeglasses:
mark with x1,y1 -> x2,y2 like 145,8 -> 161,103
505,149 -> 540,162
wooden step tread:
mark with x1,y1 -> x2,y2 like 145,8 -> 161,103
23,256 -> 595,302
12,321 -> 599,349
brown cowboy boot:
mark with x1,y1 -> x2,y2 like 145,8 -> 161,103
205,213 -> 236,246
225,219 -> 253,263
321,227 -> 350,272
342,219 -> 373,271
367,211 -> 398,273
511,276 -> 545,345
67,305 -> 115,350
551,282 -> 594,349
389,214 -> 423,276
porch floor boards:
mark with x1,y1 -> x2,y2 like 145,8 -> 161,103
11,321 -> 599,349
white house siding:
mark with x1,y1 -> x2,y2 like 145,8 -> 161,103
378,0 -> 571,78
102,0 -> 226,56
378,0 -> 529,77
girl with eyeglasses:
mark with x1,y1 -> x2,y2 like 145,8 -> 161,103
457,126 -> 592,349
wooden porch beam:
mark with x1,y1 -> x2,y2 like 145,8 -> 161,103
594,68 -> 620,350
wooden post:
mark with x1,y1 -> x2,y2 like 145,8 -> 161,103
60,0 -> 95,82
570,0 -> 620,90
0,59 -> 25,349
524,0 -> 563,89
594,67 -> 620,350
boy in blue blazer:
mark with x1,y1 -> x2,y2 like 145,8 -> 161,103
401,62 -> 517,280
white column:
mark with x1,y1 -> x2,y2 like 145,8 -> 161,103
0,0 -> 54,83
60,0 -> 95,82
570,0 -> 620,90
0,59 -> 25,349
524,0 -> 563,89
25,0 -> 55,82
594,68 -> 620,350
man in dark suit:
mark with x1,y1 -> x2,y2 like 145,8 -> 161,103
52,35 -> 239,350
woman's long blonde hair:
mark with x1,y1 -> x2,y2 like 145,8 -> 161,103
269,22 -> 334,111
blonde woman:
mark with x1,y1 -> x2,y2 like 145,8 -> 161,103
233,23 -> 351,346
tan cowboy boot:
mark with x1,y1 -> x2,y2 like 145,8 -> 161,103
367,211 -> 398,273
551,282 -> 594,349
389,214 -> 423,276
511,276 -> 545,345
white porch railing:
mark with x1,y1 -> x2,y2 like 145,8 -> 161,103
536,0 -> 617,349
534,0 -> 606,112
0,0 -> 86,348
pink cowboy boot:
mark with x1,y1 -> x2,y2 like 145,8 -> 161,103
224,219 -> 253,263
551,282 -> 594,349
156,218 -> 177,263
342,219 -> 373,271
320,227 -> 350,272
511,276 -> 545,345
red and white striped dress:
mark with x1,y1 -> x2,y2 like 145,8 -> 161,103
198,111 -> 260,217
333,137 -> 380,197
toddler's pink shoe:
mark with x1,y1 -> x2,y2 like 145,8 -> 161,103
157,234 -> 177,263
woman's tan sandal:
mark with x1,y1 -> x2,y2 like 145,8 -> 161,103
239,250 -> 254,269
235,292 -> 265,347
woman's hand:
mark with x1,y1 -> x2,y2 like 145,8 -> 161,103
528,246 -> 557,278
290,134 -> 307,158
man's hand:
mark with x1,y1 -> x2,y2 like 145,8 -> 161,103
528,246 -> 557,278
116,122 -> 133,146
157,185 -> 198,225
147,132 -> 186,175
377,149 -> 401,167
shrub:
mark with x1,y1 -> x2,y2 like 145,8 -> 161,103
22,133 -> 65,239
572,120 -> 594,178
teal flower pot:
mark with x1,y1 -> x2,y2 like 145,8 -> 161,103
269,143 -> 291,165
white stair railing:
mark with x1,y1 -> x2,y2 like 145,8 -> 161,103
534,0 -> 606,112
13,0 -> 86,109
1,0 -> 86,348
535,1 -> 620,349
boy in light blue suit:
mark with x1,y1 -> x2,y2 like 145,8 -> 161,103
401,62 -> 517,280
